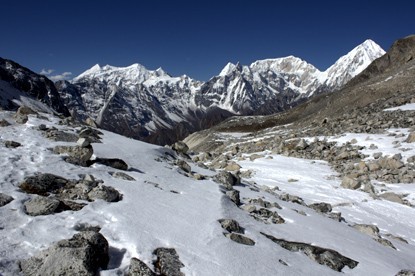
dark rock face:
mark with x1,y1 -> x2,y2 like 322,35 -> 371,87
153,248 -> 184,276
260,232 -> 359,272
20,231 -> 109,276
0,57 -> 69,115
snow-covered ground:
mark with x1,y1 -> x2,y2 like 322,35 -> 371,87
1,111 -> 415,275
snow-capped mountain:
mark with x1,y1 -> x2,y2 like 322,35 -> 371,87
57,39 -> 384,144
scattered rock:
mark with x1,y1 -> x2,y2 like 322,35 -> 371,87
0,119 -> 11,127
395,269 -> 415,276
379,192 -> 404,204
153,248 -> 184,276
23,196 -> 61,216
225,162 -> 241,171
93,158 -> 128,171
19,173 -> 70,196
110,171 -> 136,181
279,193 -> 305,205
213,171 -> 240,190
0,193 -> 14,207
352,224 -> 380,238
218,219 -> 242,233
87,184 -> 122,202
53,145 -> 93,166
4,140 -> 21,148
308,202 -> 332,213
405,132 -> 415,143
341,176 -> 361,190
261,232 -> 359,272
172,141 -> 189,154
226,189 -> 240,205
20,231 -> 109,276
176,159 -> 191,173
127,257 -> 156,276
77,137 -> 90,148
225,233 -> 255,246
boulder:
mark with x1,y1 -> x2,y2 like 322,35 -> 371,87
153,248 -> 184,276
4,140 -> 21,148
127,257 -> 156,276
24,196 -> 61,216
261,232 -> 359,272
396,270 -> 415,276
213,171 -> 240,190
53,145 -> 93,166
379,192 -> 404,204
352,224 -> 380,238
218,219 -> 242,233
87,184 -> 122,202
78,127 -> 102,143
20,231 -> 109,276
44,129 -> 79,142
308,202 -> 332,213
225,233 -> 255,246
378,157 -> 404,170
111,171 -> 136,181
341,176 -> 361,190
225,162 -> 241,171
172,141 -> 189,154
405,132 -> 415,143
176,160 -> 191,173
0,119 -> 11,127
77,137 -> 90,148
93,158 -> 128,171
226,189 -> 240,205
19,173 -> 70,196
0,193 -> 14,207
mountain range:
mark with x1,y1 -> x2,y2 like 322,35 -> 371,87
52,39 -> 385,145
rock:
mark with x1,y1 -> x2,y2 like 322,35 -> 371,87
341,176 -> 361,190
172,141 -> 189,154
20,231 -> 109,276
279,193 -> 304,205
295,139 -> 308,150
24,196 -> 62,216
77,137 -> 90,148
249,154 -> 264,161
111,171 -> 136,181
53,145 -> 93,166
376,238 -> 396,249
352,224 -> 380,238
85,117 -> 98,128
378,157 -> 405,170
38,124 -> 47,131
218,219 -> 242,233
225,233 -> 255,246
0,119 -> 11,127
213,171 -> 240,190
379,192 -> 404,204
226,189 -> 240,205
127,257 -> 156,276
225,162 -> 241,171
0,193 -> 14,207
373,152 -> 383,159
405,132 -> 415,143
16,106 -> 37,115
44,129 -> 79,142
176,160 -> 191,173
78,127 -> 102,143
350,138 -> 358,144
396,270 -> 415,276
241,204 -> 256,213
308,202 -> 332,213
87,184 -> 122,202
261,232 -> 359,272
368,162 -> 381,171
4,140 -> 21,148
153,248 -> 184,276
19,173 -> 70,196
93,158 -> 128,170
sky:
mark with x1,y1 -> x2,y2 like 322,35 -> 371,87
1,0 -> 414,81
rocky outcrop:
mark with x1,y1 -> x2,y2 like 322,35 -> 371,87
20,231 -> 109,276
224,233 -> 255,246
261,232 -> 359,272
19,173 -> 70,196
127,258 -> 156,276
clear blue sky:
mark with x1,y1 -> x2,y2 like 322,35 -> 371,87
1,0 -> 414,81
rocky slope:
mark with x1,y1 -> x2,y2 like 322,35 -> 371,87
56,40 -> 384,145
0,58 -> 69,116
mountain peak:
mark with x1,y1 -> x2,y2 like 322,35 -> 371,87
219,62 -> 237,77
